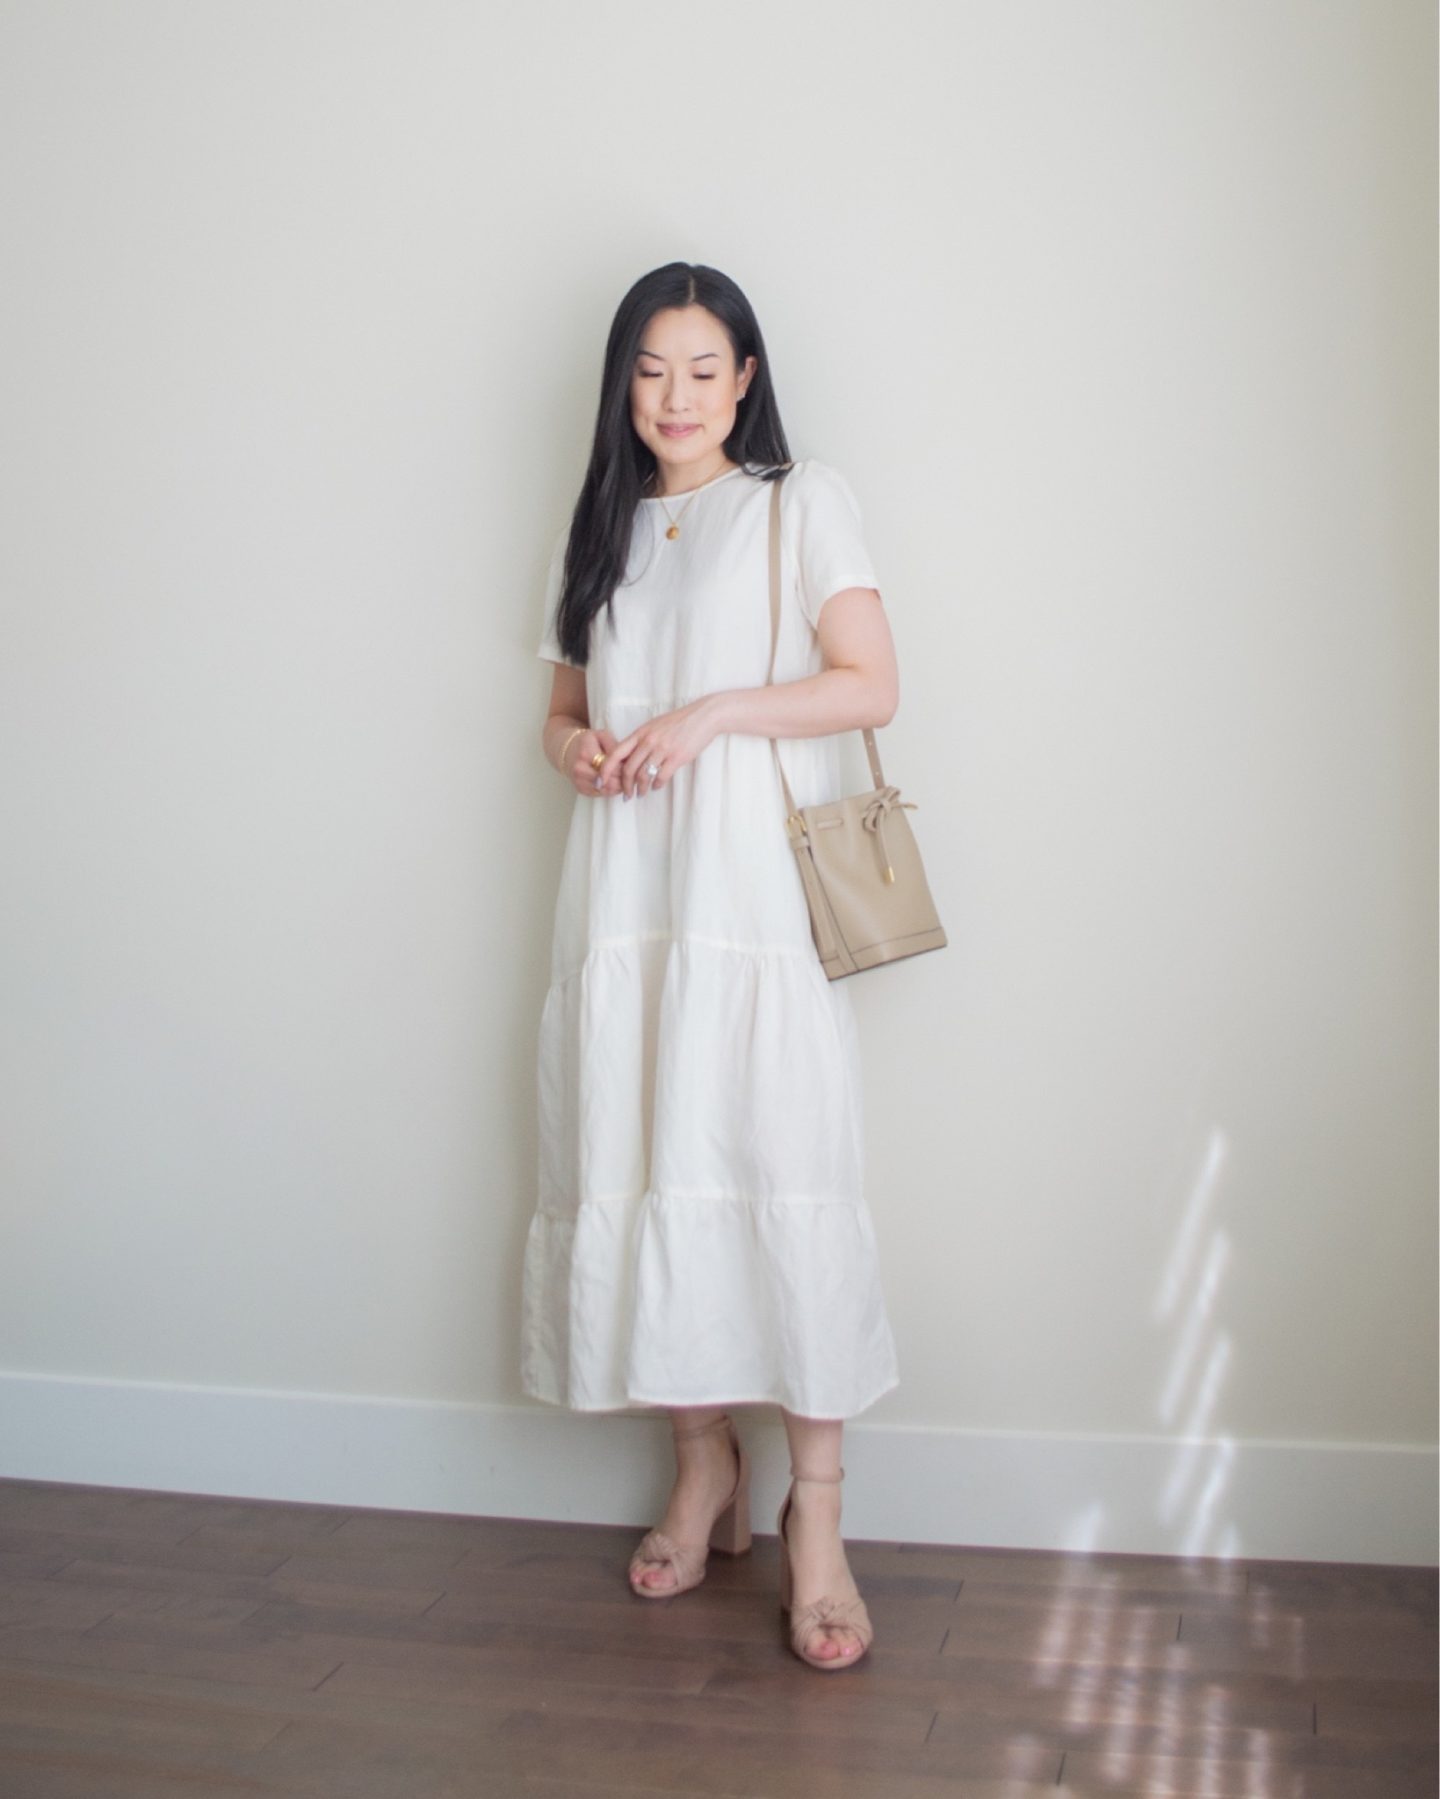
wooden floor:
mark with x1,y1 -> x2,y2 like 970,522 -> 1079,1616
0,1476 -> 1433,1798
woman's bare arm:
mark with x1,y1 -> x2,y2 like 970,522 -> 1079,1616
541,662 -> 628,796
576,589 -> 899,800
541,663 -> 589,760
706,588 -> 898,739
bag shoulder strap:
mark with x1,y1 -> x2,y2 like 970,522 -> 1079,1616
765,470 -> 887,816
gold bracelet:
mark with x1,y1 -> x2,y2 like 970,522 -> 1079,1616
554,724 -> 585,774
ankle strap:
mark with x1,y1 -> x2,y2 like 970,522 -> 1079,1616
790,1465 -> 844,1483
672,1413 -> 732,1440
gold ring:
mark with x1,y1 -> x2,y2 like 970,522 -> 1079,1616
590,751 -> 606,769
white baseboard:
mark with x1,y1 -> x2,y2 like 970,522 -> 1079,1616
0,1370 -> 1433,1567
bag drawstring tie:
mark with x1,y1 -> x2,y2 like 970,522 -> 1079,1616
861,785 -> 917,884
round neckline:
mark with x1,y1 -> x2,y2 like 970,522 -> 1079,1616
640,464 -> 749,503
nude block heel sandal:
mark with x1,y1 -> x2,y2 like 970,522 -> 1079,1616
628,1413 -> 752,1598
776,1466 -> 874,1670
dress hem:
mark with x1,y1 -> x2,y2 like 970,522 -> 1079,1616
519,1371 -> 901,1422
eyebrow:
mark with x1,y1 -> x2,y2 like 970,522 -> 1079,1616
635,349 -> 719,361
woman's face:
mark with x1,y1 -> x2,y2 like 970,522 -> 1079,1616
629,305 -> 758,491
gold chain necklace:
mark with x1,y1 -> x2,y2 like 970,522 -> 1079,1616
655,484 -> 702,541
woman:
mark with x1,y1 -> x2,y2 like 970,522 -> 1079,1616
523,262 -> 901,1671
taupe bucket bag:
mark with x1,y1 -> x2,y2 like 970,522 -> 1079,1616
765,469 -> 948,980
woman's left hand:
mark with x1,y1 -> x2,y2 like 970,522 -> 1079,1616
605,695 -> 723,799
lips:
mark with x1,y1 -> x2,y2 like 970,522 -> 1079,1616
659,425 -> 699,437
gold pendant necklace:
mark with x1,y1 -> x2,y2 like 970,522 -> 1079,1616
655,483 -> 702,540
655,492 -> 702,539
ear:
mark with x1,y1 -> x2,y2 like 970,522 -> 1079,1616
739,354 -> 758,392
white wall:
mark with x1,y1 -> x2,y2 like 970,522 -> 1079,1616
1,1 -> 1434,1562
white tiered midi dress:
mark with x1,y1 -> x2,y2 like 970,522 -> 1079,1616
522,458 -> 901,1418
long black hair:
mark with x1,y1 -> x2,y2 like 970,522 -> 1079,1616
549,262 -> 791,668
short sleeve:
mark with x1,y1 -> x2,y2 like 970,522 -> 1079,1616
787,460 -> 882,632
536,527 -> 583,668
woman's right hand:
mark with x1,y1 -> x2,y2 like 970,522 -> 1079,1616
561,726 -> 624,798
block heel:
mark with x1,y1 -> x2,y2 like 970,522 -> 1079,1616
707,1438 -> 752,1555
